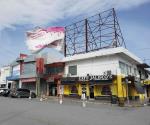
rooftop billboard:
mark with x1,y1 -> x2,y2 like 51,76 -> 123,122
26,27 -> 65,53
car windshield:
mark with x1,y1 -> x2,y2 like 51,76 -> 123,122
17,89 -> 30,92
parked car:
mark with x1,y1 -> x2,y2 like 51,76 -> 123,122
0,88 -> 10,97
0,88 -> 5,96
10,88 -> 36,98
2,89 -> 11,97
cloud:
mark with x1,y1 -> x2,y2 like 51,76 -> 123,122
0,0 -> 149,30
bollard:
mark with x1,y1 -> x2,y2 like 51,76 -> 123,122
82,93 -> 86,108
29,91 -> 32,100
59,94 -> 63,104
40,94 -> 43,102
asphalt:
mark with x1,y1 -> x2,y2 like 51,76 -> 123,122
0,97 -> 150,125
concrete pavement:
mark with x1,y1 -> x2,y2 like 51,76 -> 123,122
0,97 -> 149,125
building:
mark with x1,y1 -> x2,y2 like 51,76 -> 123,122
6,54 -> 27,89
61,47 -> 149,101
42,52 -> 64,96
0,66 -> 11,88
143,70 -> 150,98
20,54 -> 45,96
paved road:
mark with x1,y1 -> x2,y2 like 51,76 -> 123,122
0,97 -> 149,125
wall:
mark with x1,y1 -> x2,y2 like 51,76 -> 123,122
0,66 -> 11,87
65,55 -> 119,77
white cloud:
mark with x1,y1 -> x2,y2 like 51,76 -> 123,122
0,0 -> 149,30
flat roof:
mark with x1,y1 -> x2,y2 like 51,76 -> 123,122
63,47 -> 143,64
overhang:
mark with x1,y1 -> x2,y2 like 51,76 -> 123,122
6,75 -> 20,81
63,47 -> 143,64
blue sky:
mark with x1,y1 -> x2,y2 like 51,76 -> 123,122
0,0 -> 150,67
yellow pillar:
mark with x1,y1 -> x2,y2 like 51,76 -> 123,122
117,75 -> 124,98
112,78 -> 118,96
78,83 -> 82,96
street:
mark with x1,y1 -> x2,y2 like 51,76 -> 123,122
0,97 -> 149,125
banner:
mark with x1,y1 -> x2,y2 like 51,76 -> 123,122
26,27 -> 65,53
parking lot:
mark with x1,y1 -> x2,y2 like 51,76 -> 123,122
0,97 -> 150,125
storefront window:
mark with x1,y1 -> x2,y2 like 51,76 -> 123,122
101,86 -> 111,95
70,85 -> 78,94
69,65 -> 77,76
46,67 -> 64,75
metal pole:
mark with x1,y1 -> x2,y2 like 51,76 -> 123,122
85,19 -> 88,53
126,83 -> 130,105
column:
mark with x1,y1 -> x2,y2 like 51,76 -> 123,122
36,77 -> 40,97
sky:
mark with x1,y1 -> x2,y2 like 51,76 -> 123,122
0,0 -> 150,67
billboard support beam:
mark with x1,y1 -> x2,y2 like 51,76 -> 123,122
64,8 -> 126,57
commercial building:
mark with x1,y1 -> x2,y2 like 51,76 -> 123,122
0,66 -> 11,88
61,47 -> 149,101
6,54 -> 27,89
20,54 -> 45,96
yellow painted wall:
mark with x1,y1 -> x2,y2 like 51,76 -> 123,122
64,85 -> 70,95
94,85 -> 102,96
86,83 -> 90,97
111,78 -> 118,95
117,75 -> 125,98
77,83 -> 82,96
128,85 -> 138,97
64,83 -> 81,96
122,84 -> 127,97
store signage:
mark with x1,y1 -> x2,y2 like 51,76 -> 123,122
21,78 -> 36,83
79,72 -> 113,81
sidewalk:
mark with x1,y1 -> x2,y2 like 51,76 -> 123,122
34,95 -> 150,108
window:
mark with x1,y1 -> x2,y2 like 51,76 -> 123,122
119,61 -> 131,76
70,85 -> 78,94
134,68 -> 137,76
22,62 -> 36,75
101,86 -> 111,95
46,67 -> 64,75
68,65 -> 77,76
119,61 -> 126,75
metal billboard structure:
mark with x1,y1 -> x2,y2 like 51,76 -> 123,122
64,8 -> 126,57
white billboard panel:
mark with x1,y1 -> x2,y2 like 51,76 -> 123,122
26,27 -> 65,53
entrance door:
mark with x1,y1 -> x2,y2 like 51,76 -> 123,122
90,85 -> 94,99
49,84 -> 57,96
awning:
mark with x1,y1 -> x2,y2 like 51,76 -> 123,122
137,63 -> 150,68
89,80 -> 112,85
6,75 -> 20,81
21,78 -> 36,83
61,77 -> 78,85
134,82 -> 145,94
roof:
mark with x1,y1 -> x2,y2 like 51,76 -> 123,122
137,63 -> 150,68
24,55 -> 35,63
63,47 -> 143,64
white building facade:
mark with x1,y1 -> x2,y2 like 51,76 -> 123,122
0,66 -> 11,88
62,47 -> 148,102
